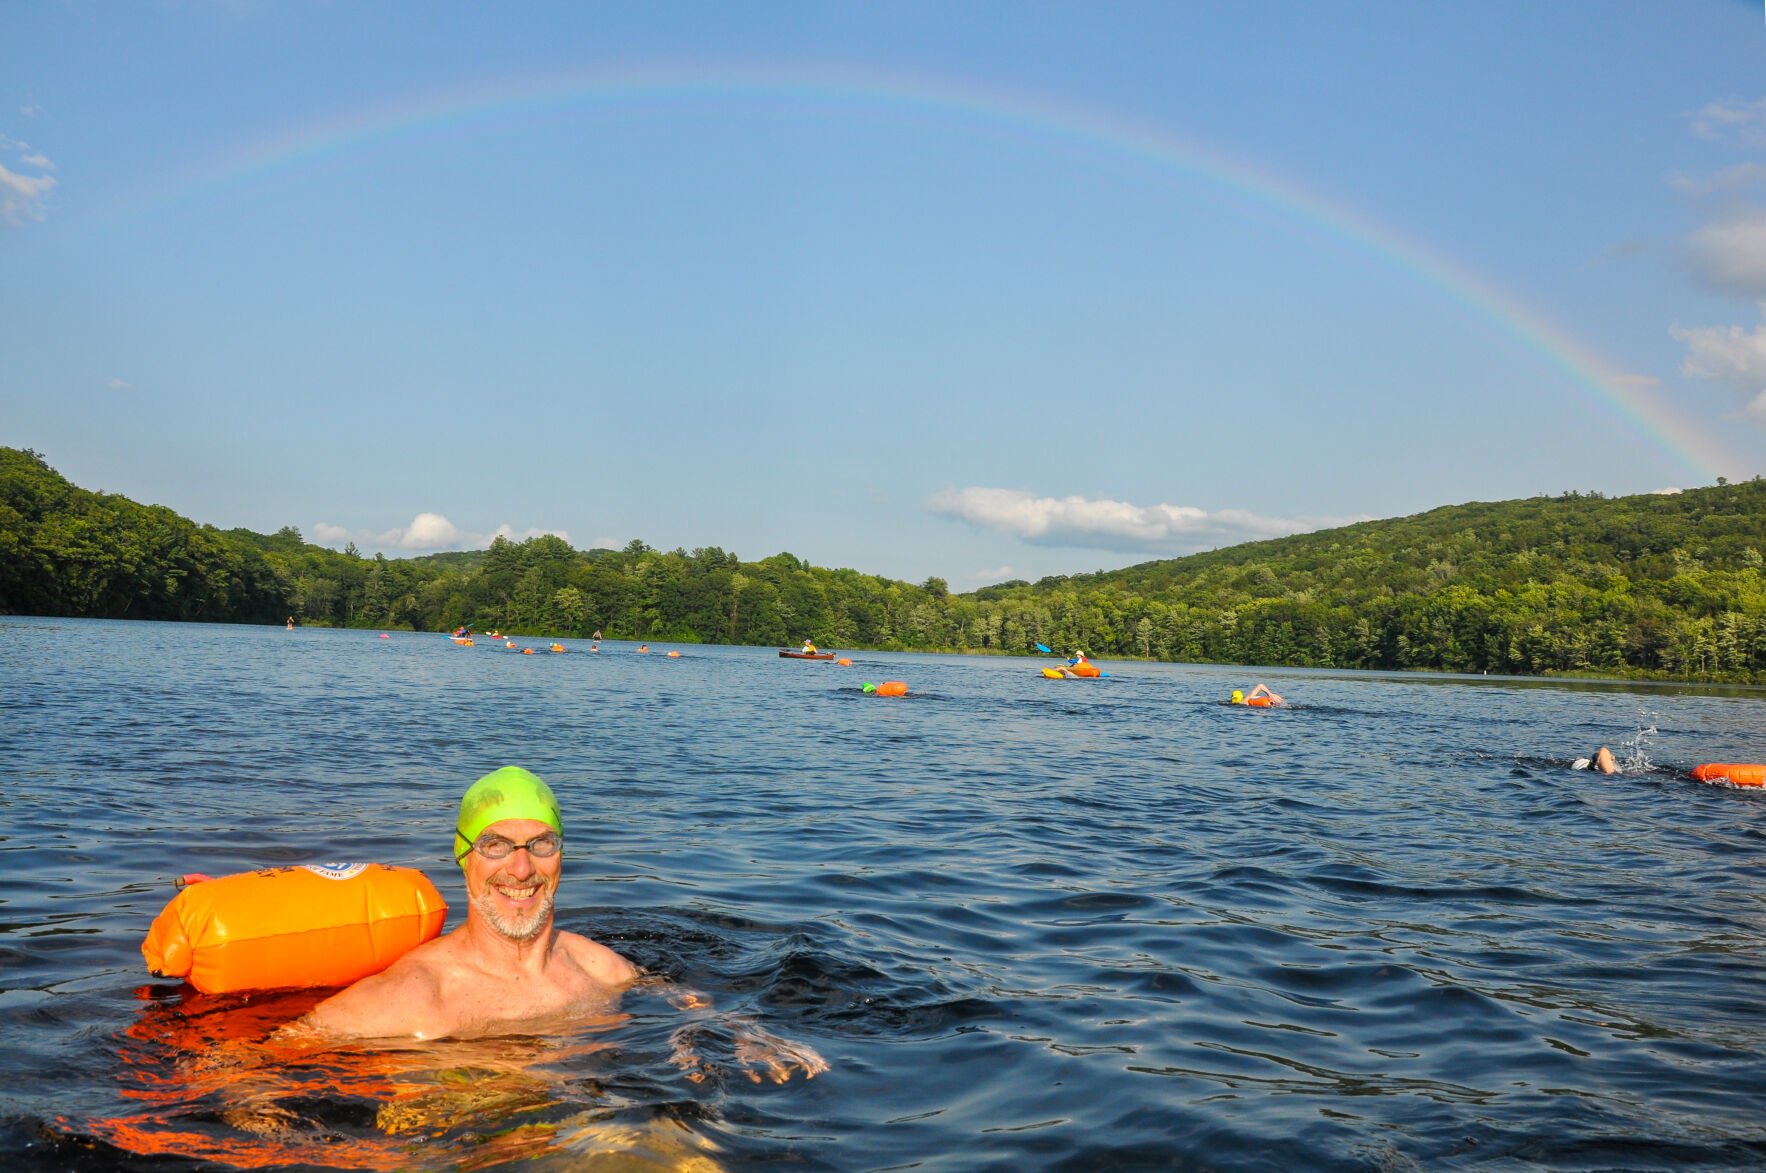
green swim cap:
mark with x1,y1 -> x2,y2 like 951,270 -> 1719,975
454,766 -> 563,865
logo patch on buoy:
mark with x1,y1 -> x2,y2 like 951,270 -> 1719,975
303,862 -> 368,881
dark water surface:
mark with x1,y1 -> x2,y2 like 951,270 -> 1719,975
3,617 -> 1764,1170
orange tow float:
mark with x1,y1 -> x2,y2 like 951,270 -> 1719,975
142,863 -> 447,994
863,681 -> 909,696
1690,763 -> 1766,788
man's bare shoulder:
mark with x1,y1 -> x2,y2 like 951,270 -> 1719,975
556,929 -> 641,987
301,934 -> 458,1039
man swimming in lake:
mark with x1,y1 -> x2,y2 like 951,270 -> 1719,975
300,767 -> 827,1081
1230,683 -> 1283,706
302,766 -> 635,1041
1572,746 -> 1620,774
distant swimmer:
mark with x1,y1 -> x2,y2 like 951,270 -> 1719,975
285,616 -> 294,630
1230,684 -> 1283,707
592,630 -> 603,640
1572,746 -> 1620,774
637,644 -> 649,654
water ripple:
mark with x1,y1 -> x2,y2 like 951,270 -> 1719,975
2,620 -> 1764,1169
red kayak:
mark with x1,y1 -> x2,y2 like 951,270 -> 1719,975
779,650 -> 836,660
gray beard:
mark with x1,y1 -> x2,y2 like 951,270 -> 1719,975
471,882 -> 555,943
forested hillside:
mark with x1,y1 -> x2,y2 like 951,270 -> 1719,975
978,485 -> 1766,679
4,446 -> 1764,681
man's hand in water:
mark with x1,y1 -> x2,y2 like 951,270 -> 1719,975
667,1018 -> 828,1085
647,974 -> 827,1084
730,1019 -> 828,1083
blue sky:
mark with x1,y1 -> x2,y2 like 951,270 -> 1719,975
4,2 -> 1765,586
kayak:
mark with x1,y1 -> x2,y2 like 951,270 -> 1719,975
780,650 -> 836,660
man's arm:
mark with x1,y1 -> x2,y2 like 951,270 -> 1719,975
298,955 -> 448,1040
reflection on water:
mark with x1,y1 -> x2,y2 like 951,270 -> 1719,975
84,985 -> 723,1170
2,618 -> 1764,1170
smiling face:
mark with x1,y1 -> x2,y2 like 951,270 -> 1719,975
463,817 -> 561,944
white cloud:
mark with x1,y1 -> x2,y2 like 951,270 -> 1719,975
1691,98 -> 1766,146
1687,209 -> 1766,295
972,565 -> 1017,582
927,487 -> 1366,555
388,512 -> 464,549
107,377 -> 133,390
0,160 -> 56,228
1669,162 -> 1766,197
21,153 -> 53,171
1671,309 -> 1766,416
18,104 -> 43,119
311,513 -> 572,554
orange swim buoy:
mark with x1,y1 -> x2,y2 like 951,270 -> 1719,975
836,657 -> 852,666
872,680 -> 908,696
550,643 -> 565,653
142,863 -> 448,994
1246,696 -> 1274,707
1690,763 -> 1766,788
522,647 -> 535,654
666,650 -> 681,657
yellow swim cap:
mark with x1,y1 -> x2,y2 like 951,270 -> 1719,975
454,766 -> 562,866
1230,690 -> 1244,703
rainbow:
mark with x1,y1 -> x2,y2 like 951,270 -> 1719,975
108,62 -> 1739,482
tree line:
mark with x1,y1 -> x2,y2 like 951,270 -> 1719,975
5,446 -> 1766,681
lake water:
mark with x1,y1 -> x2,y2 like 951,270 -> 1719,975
2,616 -> 1764,1171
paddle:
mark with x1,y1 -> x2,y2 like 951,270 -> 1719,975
1035,643 -> 1053,654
